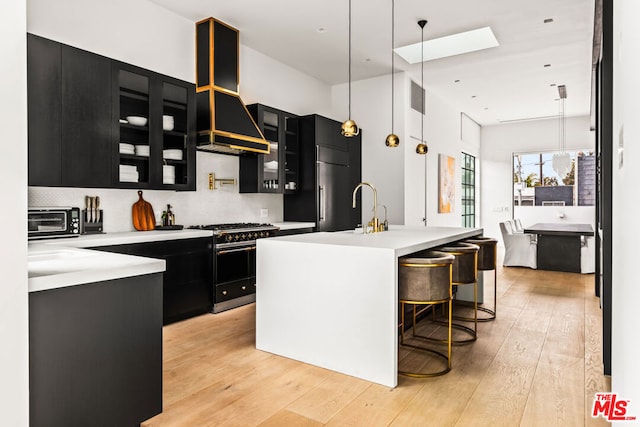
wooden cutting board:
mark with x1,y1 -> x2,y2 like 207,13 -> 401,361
132,190 -> 156,231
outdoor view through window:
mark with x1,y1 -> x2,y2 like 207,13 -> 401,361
513,150 -> 595,207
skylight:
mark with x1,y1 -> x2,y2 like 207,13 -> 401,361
394,26 -> 499,64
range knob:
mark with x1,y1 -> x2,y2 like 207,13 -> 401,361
253,232 -> 258,239
241,233 -> 247,240
234,234 -> 240,241
226,235 -> 233,242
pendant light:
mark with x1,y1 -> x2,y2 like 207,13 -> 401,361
552,84 -> 571,176
415,19 -> 428,155
385,0 -> 399,147
341,0 -> 359,137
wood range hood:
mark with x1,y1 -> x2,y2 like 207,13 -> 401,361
195,17 -> 269,155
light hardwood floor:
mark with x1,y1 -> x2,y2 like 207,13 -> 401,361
143,260 -> 611,426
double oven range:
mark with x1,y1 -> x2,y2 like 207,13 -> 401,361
188,223 -> 279,313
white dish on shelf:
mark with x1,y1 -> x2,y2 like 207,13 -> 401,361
126,116 -> 148,126
163,176 -> 175,184
264,160 -> 278,170
162,115 -> 174,131
119,119 -> 128,124
135,145 -> 150,157
163,149 -> 183,160
162,165 -> 175,176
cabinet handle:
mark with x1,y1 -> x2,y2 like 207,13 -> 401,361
241,286 -> 246,290
319,185 -> 325,221
222,291 -> 228,296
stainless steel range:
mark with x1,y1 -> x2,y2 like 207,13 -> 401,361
188,223 -> 279,313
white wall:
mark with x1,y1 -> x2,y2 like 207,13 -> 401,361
331,73 -> 406,225
612,0 -> 640,414
480,115 -> 595,242
402,82 -> 479,227
0,0 -> 29,424
26,0 -> 333,230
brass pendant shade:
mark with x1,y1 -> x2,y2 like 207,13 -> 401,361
416,19 -> 428,156
341,119 -> 360,137
386,133 -> 400,147
385,0 -> 399,148
341,0 -> 359,137
416,142 -> 428,155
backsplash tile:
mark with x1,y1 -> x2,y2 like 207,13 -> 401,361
28,152 -> 283,232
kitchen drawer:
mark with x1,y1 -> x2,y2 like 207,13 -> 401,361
215,279 -> 255,303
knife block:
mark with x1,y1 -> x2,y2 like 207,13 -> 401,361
81,209 -> 104,234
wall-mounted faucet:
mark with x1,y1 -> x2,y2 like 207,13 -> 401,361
352,182 -> 382,233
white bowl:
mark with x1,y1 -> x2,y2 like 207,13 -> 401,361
126,116 -> 148,126
163,122 -> 175,131
163,176 -> 175,184
163,165 -> 175,176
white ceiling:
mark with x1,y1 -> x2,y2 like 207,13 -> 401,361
149,0 -> 595,126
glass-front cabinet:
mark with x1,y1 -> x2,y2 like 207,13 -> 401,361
113,63 -> 195,190
117,69 -> 151,186
239,104 -> 299,194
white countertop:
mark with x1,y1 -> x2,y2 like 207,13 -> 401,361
271,222 -> 315,231
265,225 -> 482,257
27,228 -> 213,292
256,224 -> 483,387
28,244 -> 166,293
33,228 -> 214,248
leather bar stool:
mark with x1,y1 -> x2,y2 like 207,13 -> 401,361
436,241 -> 479,344
398,251 -> 455,377
465,236 -> 498,321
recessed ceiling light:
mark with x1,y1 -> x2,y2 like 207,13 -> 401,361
544,18 -> 554,24
484,107 -> 489,110
471,95 -> 477,99
394,26 -> 499,64
550,83 -> 557,86
365,58 -> 371,62
317,27 -> 326,33
454,79 -> 460,83
544,64 -> 551,67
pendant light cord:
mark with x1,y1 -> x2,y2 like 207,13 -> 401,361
348,0 -> 352,120
421,22 -> 425,144
391,0 -> 395,131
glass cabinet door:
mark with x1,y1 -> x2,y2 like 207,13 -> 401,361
260,110 -> 280,191
161,82 -> 189,187
118,69 -> 150,186
283,114 -> 299,193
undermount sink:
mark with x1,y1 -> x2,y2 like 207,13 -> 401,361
28,248 -> 94,279
28,249 -> 91,263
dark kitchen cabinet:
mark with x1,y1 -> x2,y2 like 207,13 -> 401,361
240,104 -> 300,193
94,237 -> 212,324
29,273 -> 163,426
27,33 -> 196,191
284,114 -> 361,231
28,33 -> 112,187
113,62 -> 196,190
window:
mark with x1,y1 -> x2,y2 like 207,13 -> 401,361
513,150 -> 595,207
461,152 -> 476,227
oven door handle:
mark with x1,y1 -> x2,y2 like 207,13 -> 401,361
217,246 -> 257,255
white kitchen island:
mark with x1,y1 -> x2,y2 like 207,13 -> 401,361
256,225 -> 482,388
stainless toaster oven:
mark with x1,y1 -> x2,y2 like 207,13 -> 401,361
28,207 -> 81,240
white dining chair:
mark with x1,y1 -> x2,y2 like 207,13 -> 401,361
499,221 -> 537,269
